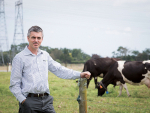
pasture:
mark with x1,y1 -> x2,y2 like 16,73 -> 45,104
0,64 -> 150,113
0,65 -> 10,72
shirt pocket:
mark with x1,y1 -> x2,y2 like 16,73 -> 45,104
41,59 -> 48,71
22,62 -> 32,74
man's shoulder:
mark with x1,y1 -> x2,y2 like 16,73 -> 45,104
40,50 -> 53,60
14,49 -> 26,59
41,50 -> 49,55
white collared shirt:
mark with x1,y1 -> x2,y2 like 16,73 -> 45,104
9,46 -> 81,103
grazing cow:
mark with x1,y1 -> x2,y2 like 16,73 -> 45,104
97,60 -> 150,96
83,54 -> 120,88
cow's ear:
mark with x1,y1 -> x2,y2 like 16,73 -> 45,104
145,63 -> 150,71
92,60 -> 97,65
111,58 -> 117,62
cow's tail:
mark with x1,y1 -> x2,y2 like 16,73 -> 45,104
83,60 -> 95,73
83,62 -> 87,72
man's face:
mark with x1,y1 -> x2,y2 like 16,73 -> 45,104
27,32 -> 43,50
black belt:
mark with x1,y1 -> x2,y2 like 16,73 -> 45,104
27,93 -> 48,97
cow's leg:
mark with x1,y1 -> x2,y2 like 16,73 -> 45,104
118,84 -> 123,97
122,83 -> 131,97
87,77 -> 92,88
94,77 -> 98,88
87,79 -> 90,88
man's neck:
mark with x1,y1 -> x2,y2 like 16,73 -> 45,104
28,46 -> 38,55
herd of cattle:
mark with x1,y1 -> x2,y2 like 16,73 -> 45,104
83,54 -> 150,96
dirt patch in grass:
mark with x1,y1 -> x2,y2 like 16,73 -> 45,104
0,66 -> 8,70
61,63 -> 84,71
0,64 -> 83,72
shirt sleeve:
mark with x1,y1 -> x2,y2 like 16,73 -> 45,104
9,56 -> 26,103
47,54 -> 81,79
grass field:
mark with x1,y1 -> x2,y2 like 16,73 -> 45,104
0,64 -> 150,113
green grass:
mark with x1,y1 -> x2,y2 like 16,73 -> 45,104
0,72 -> 150,113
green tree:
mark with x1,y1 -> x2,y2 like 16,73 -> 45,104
117,46 -> 129,57
112,51 -> 116,57
82,52 -> 91,61
60,48 -> 72,66
40,46 -> 51,54
17,43 -> 28,52
72,49 -> 86,61
132,50 -> 140,56
144,48 -> 150,60
50,48 -> 63,61
117,46 -> 129,60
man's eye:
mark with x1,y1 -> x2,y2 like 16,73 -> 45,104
31,37 -> 36,39
38,37 -> 41,40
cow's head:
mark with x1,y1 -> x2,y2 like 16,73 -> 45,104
143,60 -> 150,75
145,62 -> 150,71
96,81 -> 107,96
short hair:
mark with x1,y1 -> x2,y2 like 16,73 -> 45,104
27,26 -> 43,37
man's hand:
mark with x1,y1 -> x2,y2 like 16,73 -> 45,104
21,99 -> 26,104
80,71 -> 91,79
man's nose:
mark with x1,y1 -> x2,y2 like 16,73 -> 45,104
34,38 -> 38,42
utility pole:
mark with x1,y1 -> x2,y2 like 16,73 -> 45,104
0,45 -> 4,65
0,0 -> 9,65
12,0 -> 25,58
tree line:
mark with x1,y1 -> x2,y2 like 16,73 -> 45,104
0,44 -> 150,65
0,43 -> 91,65
112,46 -> 150,61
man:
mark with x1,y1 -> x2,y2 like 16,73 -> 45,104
9,26 -> 91,113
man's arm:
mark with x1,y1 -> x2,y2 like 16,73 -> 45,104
9,56 -> 26,103
47,54 -> 91,79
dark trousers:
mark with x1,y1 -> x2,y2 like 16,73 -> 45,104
19,94 -> 56,113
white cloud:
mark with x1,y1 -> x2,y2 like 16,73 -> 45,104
105,30 -> 120,35
105,27 -> 131,35
50,30 -> 55,34
93,27 -> 99,32
113,0 -> 148,6
124,27 -> 131,32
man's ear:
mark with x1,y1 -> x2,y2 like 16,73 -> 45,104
27,36 -> 29,41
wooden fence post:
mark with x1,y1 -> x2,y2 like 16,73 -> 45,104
7,63 -> 8,72
79,78 -> 87,113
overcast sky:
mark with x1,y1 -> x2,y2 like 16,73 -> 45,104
3,0 -> 150,57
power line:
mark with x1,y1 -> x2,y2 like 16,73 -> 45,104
13,0 -> 24,45
0,0 -> 9,65
12,0 -> 25,59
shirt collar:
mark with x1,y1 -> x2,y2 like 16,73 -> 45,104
23,46 -> 43,56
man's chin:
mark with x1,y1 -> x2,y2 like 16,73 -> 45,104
33,46 -> 39,49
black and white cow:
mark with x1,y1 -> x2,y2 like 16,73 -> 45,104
83,54 -> 120,88
97,60 -> 150,96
